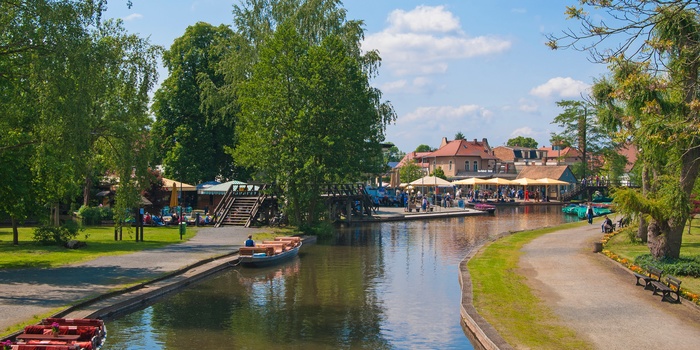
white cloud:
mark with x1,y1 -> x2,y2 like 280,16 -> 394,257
510,127 -> 535,137
386,6 -> 461,34
364,6 -> 511,78
400,105 -> 491,124
530,77 -> 591,98
123,13 -> 143,21
518,98 -> 539,113
381,80 -> 408,93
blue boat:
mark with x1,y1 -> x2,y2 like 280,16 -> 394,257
239,237 -> 302,267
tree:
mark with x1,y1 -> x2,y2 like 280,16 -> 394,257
0,1 -> 159,242
506,136 -> 538,149
431,167 -> 446,180
454,132 -> 465,140
549,2 -> 700,259
399,160 -> 423,184
385,145 -> 404,163
551,100 -> 611,180
415,144 -> 432,153
231,2 -> 396,227
151,22 -> 242,185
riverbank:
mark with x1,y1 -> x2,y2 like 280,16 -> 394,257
462,218 -> 700,349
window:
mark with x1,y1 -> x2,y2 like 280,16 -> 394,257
449,161 -> 453,171
465,161 -> 469,171
473,161 -> 478,172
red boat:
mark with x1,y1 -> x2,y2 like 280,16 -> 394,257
473,203 -> 496,214
4,318 -> 106,350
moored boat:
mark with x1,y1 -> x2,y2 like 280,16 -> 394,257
239,236 -> 302,267
473,203 -> 496,214
4,317 -> 106,350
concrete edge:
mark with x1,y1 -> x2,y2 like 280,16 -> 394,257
458,235 -> 514,350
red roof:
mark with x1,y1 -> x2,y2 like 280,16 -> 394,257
539,146 -> 581,158
423,139 -> 497,159
397,151 -> 431,167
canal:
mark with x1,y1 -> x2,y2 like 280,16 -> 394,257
103,205 -> 576,349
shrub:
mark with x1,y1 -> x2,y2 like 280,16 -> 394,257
77,205 -> 114,225
635,254 -> 700,277
32,222 -> 82,245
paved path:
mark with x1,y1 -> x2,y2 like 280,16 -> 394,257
520,219 -> 700,349
0,226 -> 263,332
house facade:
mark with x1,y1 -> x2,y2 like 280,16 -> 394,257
421,138 -> 499,179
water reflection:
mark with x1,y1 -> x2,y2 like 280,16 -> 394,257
105,206 -> 572,349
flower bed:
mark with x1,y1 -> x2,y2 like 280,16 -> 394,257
600,229 -> 700,305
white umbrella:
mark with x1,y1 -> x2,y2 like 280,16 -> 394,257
409,176 -> 452,187
485,177 -> 517,185
452,177 -> 490,185
511,178 -> 544,186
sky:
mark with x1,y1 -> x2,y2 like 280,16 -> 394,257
103,0 -> 609,153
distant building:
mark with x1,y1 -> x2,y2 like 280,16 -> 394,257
421,138 -> 499,179
538,145 -> 582,166
493,146 -> 548,173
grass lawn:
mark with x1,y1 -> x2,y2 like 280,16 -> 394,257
467,222 -> 593,349
604,223 -> 700,299
0,225 -> 199,269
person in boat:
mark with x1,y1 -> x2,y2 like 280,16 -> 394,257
245,235 -> 255,247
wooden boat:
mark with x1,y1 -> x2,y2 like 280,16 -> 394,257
239,236 -> 302,267
5,317 -> 106,350
473,203 -> 496,214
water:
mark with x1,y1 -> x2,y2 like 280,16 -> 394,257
104,205 -> 574,349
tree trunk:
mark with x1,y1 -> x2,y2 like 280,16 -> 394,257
637,164 -> 650,242
11,216 -> 19,245
83,174 -> 92,207
647,220 -> 671,259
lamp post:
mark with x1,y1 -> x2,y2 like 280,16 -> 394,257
179,180 -> 184,240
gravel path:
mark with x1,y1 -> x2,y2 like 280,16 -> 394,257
0,226 -> 264,332
520,220 -> 700,349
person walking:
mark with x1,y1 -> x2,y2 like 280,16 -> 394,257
586,203 -> 594,224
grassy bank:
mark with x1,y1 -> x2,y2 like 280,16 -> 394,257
467,222 -> 592,349
0,225 -> 198,269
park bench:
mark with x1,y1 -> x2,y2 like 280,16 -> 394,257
633,266 -> 662,290
651,275 -> 683,303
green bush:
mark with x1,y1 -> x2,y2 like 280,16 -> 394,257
77,205 -> 113,225
32,222 -> 83,245
635,254 -> 700,277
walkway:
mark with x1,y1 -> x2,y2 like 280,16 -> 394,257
519,220 -> 700,349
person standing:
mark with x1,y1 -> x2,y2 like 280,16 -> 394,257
586,203 -> 594,224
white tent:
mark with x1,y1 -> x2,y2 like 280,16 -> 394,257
409,176 -> 453,187
199,180 -> 247,195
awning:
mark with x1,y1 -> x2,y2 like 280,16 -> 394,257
162,178 -> 197,191
199,180 -> 247,195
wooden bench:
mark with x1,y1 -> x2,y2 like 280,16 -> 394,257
633,266 -> 662,290
238,246 -> 275,256
651,276 -> 683,303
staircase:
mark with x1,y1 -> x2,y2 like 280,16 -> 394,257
213,184 -> 267,227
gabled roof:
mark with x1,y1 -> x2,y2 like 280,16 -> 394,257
397,151 -> 431,167
517,165 -> 571,180
539,146 -> 581,158
617,143 -> 638,172
423,139 -> 498,160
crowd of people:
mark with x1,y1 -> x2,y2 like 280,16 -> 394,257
141,211 -> 214,226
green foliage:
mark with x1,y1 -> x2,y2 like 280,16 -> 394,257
77,206 -> 113,225
399,160 -> 423,183
431,167 -> 446,180
32,223 -> 82,246
506,136 -> 538,148
634,254 -> 700,278
152,22 -> 241,184
414,144 -> 432,152
231,2 -> 396,226
454,132 -> 465,140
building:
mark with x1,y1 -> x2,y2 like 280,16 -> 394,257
421,138 -> 500,179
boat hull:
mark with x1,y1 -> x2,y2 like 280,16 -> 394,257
240,242 -> 301,267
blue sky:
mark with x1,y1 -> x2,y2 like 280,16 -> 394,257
103,1 -> 608,153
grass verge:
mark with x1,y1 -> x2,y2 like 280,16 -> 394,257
0,225 -> 199,269
467,222 -> 593,349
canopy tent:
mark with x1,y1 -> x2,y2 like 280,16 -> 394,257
535,178 -> 570,185
409,176 -> 453,187
452,177 -> 491,186
199,180 -> 247,195
162,178 -> 197,191
484,177 -> 517,185
196,180 -> 220,190
511,178 -> 544,186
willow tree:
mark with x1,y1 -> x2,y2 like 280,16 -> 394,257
223,0 -> 396,227
549,2 -> 700,259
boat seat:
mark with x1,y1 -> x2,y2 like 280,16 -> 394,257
239,247 -> 275,256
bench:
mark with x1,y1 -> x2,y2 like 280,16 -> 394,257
651,276 -> 683,303
633,266 -> 662,290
